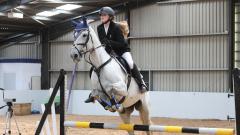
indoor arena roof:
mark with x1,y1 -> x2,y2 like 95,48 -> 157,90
0,0 -> 130,45
0,0 -> 157,45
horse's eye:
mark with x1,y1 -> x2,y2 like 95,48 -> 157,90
83,34 -> 87,37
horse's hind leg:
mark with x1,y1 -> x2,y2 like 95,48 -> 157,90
136,98 -> 152,135
118,106 -> 135,135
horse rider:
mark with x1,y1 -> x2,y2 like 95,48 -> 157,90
85,7 -> 148,103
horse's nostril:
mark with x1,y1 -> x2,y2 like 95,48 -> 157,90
74,54 -> 78,58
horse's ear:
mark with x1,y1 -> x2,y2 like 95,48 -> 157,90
82,17 -> 89,27
82,17 -> 89,28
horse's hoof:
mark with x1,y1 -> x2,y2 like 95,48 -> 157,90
117,106 -> 125,113
84,96 -> 95,103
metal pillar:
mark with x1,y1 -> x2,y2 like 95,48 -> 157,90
229,0 -> 235,93
41,28 -> 50,89
60,72 -> 65,135
233,68 -> 240,135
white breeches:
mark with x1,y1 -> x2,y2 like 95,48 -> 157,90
121,52 -> 134,69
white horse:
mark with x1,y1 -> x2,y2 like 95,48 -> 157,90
70,20 -> 152,135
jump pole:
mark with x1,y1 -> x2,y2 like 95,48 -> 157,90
64,121 -> 234,135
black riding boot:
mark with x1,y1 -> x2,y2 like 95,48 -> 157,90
131,64 -> 148,93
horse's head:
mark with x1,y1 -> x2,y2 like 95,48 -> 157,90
70,18 -> 92,63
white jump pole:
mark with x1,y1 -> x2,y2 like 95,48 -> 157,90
49,88 -> 57,135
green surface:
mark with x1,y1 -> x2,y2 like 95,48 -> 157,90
44,96 -> 60,104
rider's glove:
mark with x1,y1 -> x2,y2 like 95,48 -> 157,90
102,38 -> 111,46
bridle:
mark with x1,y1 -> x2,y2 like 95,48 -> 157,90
73,28 -> 105,66
73,28 -> 125,112
74,29 -> 101,56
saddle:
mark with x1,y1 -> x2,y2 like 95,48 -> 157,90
89,56 -> 131,78
115,56 -> 131,74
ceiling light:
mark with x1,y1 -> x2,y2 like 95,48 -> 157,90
16,5 -> 28,9
56,4 -> 82,11
0,12 -> 5,16
33,16 -> 52,21
8,12 -> 23,18
36,10 -> 60,17
54,9 -> 72,14
0,27 -> 8,30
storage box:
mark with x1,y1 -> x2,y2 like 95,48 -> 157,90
13,103 -> 31,116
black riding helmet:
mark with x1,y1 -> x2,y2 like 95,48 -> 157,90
99,7 -> 115,17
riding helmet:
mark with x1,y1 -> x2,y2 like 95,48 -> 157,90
99,7 -> 115,16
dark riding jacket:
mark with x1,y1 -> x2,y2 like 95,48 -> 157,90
97,21 -> 130,56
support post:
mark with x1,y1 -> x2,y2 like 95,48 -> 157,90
229,0 -> 235,93
60,71 -> 65,135
41,28 -> 50,89
233,68 -> 240,135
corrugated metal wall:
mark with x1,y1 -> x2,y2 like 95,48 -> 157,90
130,0 -> 229,92
49,13 -> 126,89
0,36 -> 41,59
1,1 -> 229,92
235,4 -> 240,68
50,0 -> 230,92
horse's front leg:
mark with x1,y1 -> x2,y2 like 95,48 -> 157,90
86,72 -> 102,103
118,106 -> 135,135
136,94 -> 153,135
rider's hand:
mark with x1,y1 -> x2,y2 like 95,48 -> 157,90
102,38 -> 112,53
105,46 -> 112,54
102,38 -> 111,46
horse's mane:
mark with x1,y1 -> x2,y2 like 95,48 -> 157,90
88,26 -> 102,46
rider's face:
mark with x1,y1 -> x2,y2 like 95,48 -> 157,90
100,14 -> 110,23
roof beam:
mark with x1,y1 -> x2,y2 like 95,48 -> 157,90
0,0 -> 37,12
0,32 -> 36,46
29,0 -> 117,4
32,16 -> 59,21
0,23 -> 41,31
14,8 -> 46,25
